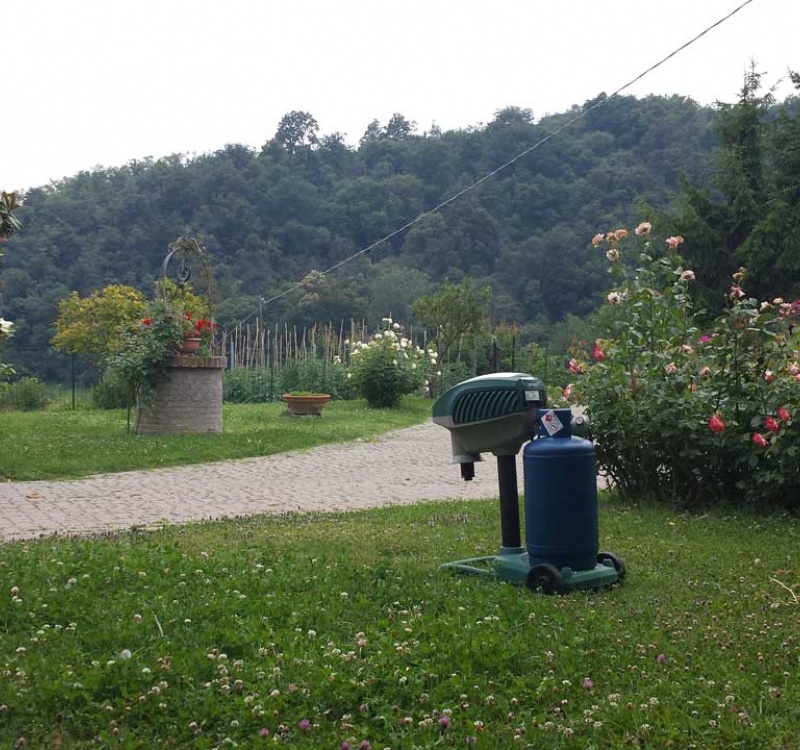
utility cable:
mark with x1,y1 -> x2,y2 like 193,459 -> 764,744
246,0 -> 756,319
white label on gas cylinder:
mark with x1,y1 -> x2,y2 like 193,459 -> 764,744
524,390 -> 540,402
541,409 -> 563,436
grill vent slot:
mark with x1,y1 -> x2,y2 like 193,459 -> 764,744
453,389 -> 520,424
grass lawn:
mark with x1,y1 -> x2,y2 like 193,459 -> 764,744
0,499 -> 797,748
0,398 -> 430,481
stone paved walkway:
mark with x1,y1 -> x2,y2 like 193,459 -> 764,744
0,421 -> 524,542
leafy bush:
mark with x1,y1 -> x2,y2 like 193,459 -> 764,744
223,360 -> 358,403
564,225 -> 799,509
349,318 -> 431,408
223,368 -> 276,403
0,376 -> 50,411
430,360 -> 473,398
91,373 -> 134,409
105,300 -> 185,409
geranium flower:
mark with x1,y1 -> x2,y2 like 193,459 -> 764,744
568,358 -> 584,375
592,341 -> 606,361
635,222 -> 652,236
765,417 -> 780,433
729,285 -> 745,299
591,232 -> 605,247
664,362 -> 677,375
752,433 -> 769,448
680,270 -> 695,281
606,248 -> 620,262
607,291 -> 622,305
777,406 -> 791,421
708,413 -> 725,433
764,370 -> 775,383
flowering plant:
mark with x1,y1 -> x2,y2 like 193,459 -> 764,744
108,298 -> 216,409
0,316 -> 14,378
563,224 -> 799,509
348,317 -> 434,408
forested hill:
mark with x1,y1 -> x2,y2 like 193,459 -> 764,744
4,94 -> 719,379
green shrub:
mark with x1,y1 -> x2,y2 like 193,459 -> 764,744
430,360 -> 473,398
223,368 -> 277,403
0,376 -> 50,411
564,226 -> 800,509
349,318 -> 430,408
223,360 -> 359,403
91,373 -> 134,409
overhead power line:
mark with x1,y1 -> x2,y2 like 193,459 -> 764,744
251,0 -> 756,317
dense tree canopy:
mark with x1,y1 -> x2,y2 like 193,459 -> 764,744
6,87 -> 796,383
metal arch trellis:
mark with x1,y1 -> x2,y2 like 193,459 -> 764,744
159,233 -> 218,353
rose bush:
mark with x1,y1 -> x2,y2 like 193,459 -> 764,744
348,318 -> 433,408
564,225 -> 799,509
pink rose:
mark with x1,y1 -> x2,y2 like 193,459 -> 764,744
708,413 -> 725,433
665,236 -> 684,249
752,433 -> 769,448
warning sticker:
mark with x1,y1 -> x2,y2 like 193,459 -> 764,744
541,409 -> 563,436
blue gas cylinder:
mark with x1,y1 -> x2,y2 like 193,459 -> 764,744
523,408 -> 598,571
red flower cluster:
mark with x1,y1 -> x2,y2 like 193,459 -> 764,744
751,408 -> 792,448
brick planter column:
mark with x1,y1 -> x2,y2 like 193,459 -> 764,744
137,355 -> 226,435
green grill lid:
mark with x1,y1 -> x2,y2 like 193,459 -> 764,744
433,373 -> 546,425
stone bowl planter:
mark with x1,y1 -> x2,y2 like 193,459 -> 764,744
282,393 -> 331,417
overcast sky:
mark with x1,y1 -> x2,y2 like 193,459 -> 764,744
3,0 -> 797,192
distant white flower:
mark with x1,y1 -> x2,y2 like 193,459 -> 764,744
374,333 -> 383,340
120,649 -> 132,660
393,323 -> 400,330
0,318 -> 13,335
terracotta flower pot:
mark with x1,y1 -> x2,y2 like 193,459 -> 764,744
180,336 -> 201,354
282,393 -> 331,416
